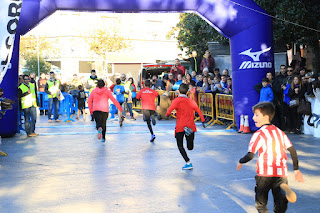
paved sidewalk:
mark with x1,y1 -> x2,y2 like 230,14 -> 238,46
0,114 -> 319,212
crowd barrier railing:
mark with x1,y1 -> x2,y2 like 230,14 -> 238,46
37,92 -> 75,122
211,94 -> 236,129
197,93 -> 214,124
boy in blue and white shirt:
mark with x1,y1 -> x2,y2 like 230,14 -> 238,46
113,78 -> 126,126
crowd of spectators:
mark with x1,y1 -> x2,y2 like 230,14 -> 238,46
254,63 -> 320,134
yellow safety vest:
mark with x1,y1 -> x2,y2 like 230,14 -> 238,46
19,83 -> 37,109
88,77 -> 100,94
47,80 -> 60,98
122,81 -> 131,98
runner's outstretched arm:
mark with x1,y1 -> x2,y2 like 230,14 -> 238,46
287,146 -> 304,182
191,101 -> 205,122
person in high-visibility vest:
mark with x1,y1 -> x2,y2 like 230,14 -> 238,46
86,70 -> 100,94
86,70 -> 100,121
45,71 -> 62,123
121,74 -> 135,120
18,74 -> 39,137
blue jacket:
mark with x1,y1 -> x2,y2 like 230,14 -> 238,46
113,85 -> 125,103
259,84 -> 274,102
172,80 -> 183,91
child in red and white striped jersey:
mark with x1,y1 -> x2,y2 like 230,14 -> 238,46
237,102 -> 304,213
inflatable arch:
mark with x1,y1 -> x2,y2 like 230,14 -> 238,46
0,0 -> 273,136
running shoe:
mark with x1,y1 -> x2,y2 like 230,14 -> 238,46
97,127 -> 102,140
280,183 -> 297,203
151,115 -> 156,125
101,138 -> 105,143
150,134 -> 156,142
182,163 -> 193,170
130,117 -> 136,121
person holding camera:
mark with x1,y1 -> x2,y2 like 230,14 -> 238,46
170,58 -> 185,81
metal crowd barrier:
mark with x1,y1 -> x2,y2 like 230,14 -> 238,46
37,92 -> 75,122
197,93 -> 214,124
129,90 -> 236,130
211,94 -> 236,129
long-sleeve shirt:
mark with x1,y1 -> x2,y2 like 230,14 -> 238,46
166,95 -> 205,133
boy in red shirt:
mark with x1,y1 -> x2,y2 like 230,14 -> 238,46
166,83 -> 207,170
237,102 -> 304,212
136,79 -> 160,142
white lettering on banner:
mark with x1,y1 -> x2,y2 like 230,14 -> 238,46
0,0 -> 23,84
238,46 -> 272,70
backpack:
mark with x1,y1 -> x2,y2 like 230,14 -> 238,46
79,91 -> 86,99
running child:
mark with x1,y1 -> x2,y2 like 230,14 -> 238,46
76,85 -> 86,121
136,79 -> 160,142
166,83 -> 207,170
113,78 -> 126,127
88,80 -> 123,142
237,102 -> 304,212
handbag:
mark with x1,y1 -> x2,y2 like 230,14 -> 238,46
289,98 -> 299,107
297,99 -> 312,115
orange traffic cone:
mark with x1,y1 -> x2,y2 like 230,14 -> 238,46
238,114 -> 244,133
243,115 -> 250,133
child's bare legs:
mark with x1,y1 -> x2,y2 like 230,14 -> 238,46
82,109 -> 86,121
118,110 -> 123,125
77,109 -> 80,120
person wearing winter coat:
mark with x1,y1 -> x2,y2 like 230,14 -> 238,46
259,78 -> 274,103
88,79 -> 123,142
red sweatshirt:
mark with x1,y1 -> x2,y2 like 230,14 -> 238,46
166,95 -> 205,133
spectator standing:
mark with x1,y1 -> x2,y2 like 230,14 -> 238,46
172,74 -> 183,91
188,80 -> 197,103
38,73 -> 47,115
70,74 -> 83,113
196,75 -> 203,88
213,68 -> 221,78
259,78 -> 274,103
45,71 -> 62,123
88,80 -> 123,142
170,59 -> 185,81
198,76 -> 208,93
182,51 -> 202,75
220,75 -> 228,93
288,76 -> 306,134
87,70 -> 100,121
191,71 -> 197,82
38,73 -> 47,92
128,77 -> 137,114
152,75 -> 164,90
163,75 -> 173,92
202,68 -> 209,78
18,74 -> 39,137
185,73 -> 192,85
86,70 -> 100,94
200,50 -> 215,73
76,85 -> 86,121
168,73 -> 176,85
29,72 -> 37,89
283,67 -> 295,86
222,69 -> 229,77
273,65 -> 288,130
226,77 -> 232,95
